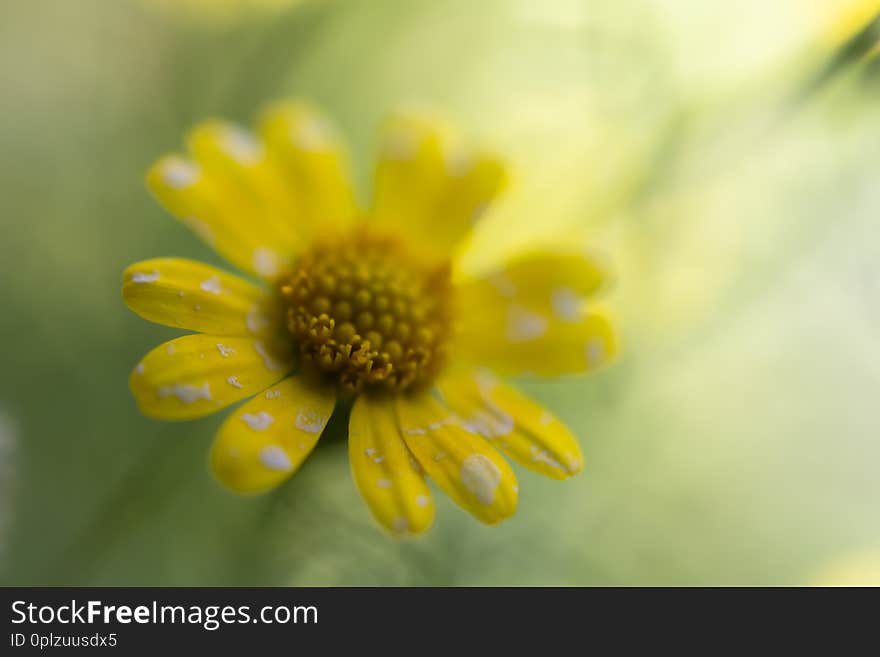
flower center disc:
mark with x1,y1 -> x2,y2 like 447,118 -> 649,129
280,228 -> 453,394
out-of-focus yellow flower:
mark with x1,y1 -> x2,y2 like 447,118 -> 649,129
811,551 -> 880,586
122,101 -> 617,536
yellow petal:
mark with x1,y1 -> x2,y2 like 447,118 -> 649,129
348,395 -> 434,536
129,334 -> 293,420
456,309 -> 617,377
257,100 -> 356,237
146,152 -> 295,281
457,250 -> 611,317
372,111 -> 507,260
438,370 -> 583,480
122,257 -> 279,337
210,376 -> 336,493
186,120 -> 306,254
396,392 -> 517,525
454,251 -> 617,376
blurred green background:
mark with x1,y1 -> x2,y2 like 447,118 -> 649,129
1,0 -> 879,586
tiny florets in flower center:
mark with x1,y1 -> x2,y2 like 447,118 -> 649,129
279,228 -> 453,394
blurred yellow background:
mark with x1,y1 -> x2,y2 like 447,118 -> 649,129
0,0 -> 878,585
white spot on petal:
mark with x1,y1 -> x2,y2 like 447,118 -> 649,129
473,369 -> 498,397
216,343 -> 236,358
295,408 -> 326,434
265,389 -> 281,400
165,343 -> 176,355
461,409 -> 513,439
161,159 -> 199,189
199,276 -> 223,295
219,125 -> 262,164
460,454 -> 502,505
259,445 -> 292,471
427,417 -> 453,431
134,362 -> 145,375
131,271 -> 160,284
530,446 -> 566,472
242,411 -> 274,431
246,305 -> 271,335
158,382 -> 211,404
293,116 -> 334,151
416,495 -> 430,508
551,287 -> 584,322
586,338 -> 605,367
365,448 -> 377,457
507,305 -> 548,342
377,478 -> 392,489
254,341 -> 285,372
226,375 -> 243,389
252,247 -> 280,278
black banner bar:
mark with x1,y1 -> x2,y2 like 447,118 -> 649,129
0,587 -> 869,651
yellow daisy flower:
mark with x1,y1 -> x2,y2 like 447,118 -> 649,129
123,101 -> 617,535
